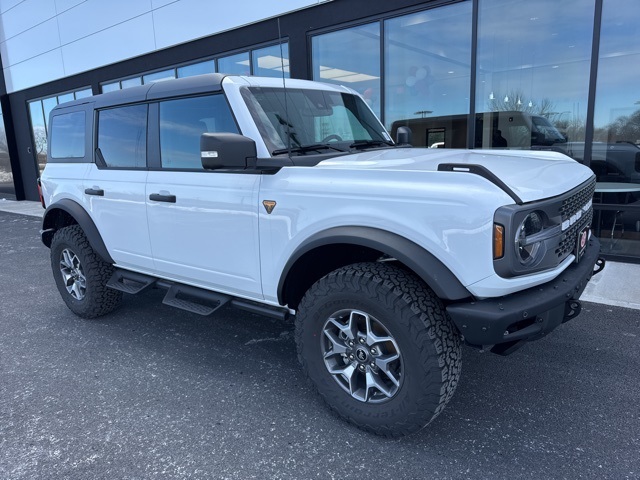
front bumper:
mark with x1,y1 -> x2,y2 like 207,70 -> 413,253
446,236 -> 604,355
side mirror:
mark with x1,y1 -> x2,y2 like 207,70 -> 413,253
396,126 -> 412,146
201,133 -> 257,170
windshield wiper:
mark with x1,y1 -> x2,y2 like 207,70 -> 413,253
349,139 -> 395,150
272,144 -> 347,155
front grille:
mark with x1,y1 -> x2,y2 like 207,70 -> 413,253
556,209 -> 593,259
555,179 -> 595,260
560,179 -> 595,222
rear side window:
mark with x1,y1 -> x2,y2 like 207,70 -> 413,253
97,104 -> 147,168
50,111 -> 85,158
159,95 -> 238,169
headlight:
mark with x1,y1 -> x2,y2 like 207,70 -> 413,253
515,211 -> 546,265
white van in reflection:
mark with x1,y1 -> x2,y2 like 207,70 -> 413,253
390,110 -> 567,149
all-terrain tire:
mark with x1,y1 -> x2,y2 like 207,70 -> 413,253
295,262 -> 462,437
50,225 -> 122,318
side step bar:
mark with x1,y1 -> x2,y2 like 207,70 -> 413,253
107,270 -> 156,294
162,283 -> 228,316
106,269 -> 290,320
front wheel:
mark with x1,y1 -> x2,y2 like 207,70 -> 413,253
295,262 -> 462,436
50,225 -> 122,319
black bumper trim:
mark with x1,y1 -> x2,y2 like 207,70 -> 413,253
447,237 -> 603,348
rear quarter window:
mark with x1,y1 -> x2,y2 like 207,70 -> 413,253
50,111 -> 86,159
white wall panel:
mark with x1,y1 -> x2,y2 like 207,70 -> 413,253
151,0 -> 175,8
153,0 -> 322,49
1,17 -> 60,65
61,13 -> 156,76
54,0 -> 85,14
0,0 -> 24,15
3,49 -> 64,92
0,0 -> 56,40
1,0 -> 328,92
57,0 -> 152,45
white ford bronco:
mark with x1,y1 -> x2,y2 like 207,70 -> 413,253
40,74 -> 604,436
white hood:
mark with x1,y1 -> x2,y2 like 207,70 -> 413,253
317,148 -> 594,203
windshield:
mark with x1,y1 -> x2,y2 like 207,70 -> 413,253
531,116 -> 566,144
241,86 -> 392,155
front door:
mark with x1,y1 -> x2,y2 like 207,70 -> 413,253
144,93 -> 263,299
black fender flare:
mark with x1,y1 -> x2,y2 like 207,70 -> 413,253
41,199 -> 114,264
277,226 -> 471,304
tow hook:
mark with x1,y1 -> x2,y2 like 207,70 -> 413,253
563,300 -> 582,323
593,258 -> 605,276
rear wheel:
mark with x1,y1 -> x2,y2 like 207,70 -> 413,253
50,225 -> 122,318
295,262 -> 462,436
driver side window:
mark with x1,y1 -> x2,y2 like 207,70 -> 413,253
159,94 -> 239,170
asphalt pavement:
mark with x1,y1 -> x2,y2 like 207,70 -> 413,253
1,211 -> 639,479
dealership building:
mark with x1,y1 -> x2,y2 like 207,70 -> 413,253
0,0 -> 638,262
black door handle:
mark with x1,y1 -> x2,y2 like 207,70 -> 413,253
85,188 -> 104,196
149,193 -> 176,203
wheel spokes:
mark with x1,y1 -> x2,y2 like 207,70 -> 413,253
365,370 -> 393,400
59,248 -> 86,300
374,354 -> 401,387
60,249 -> 74,270
323,328 -> 349,356
321,309 -> 403,404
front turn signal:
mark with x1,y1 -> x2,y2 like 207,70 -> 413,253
493,224 -> 504,259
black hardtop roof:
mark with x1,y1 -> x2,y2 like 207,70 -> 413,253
52,73 -> 227,112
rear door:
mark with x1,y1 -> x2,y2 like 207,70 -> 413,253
83,103 -> 153,270
145,94 -> 263,299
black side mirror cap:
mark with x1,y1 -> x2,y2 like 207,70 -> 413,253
201,133 -> 257,170
396,126 -> 412,146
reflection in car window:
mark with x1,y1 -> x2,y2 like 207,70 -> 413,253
159,95 -> 238,169
50,111 -> 85,158
98,105 -> 147,168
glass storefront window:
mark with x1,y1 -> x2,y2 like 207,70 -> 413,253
28,101 -> 47,174
476,0 -> 593,152
143,69 -> 176,84
312,23 -> 381,118
100,43 -> 288,94
121,77 -> 142,89
592,0 -> 640,257
177,60 -> 216,78
75,89 -> 93,99
57,92 -> 74,104
0,112 -> 15,199
218,52 -> 251,75
102,82 -> 120,93
252,43 -> 290,78
42,97 -> 58,131
384,2 -> 472,147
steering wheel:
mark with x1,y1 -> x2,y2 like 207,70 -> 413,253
321,134 -> 343,143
